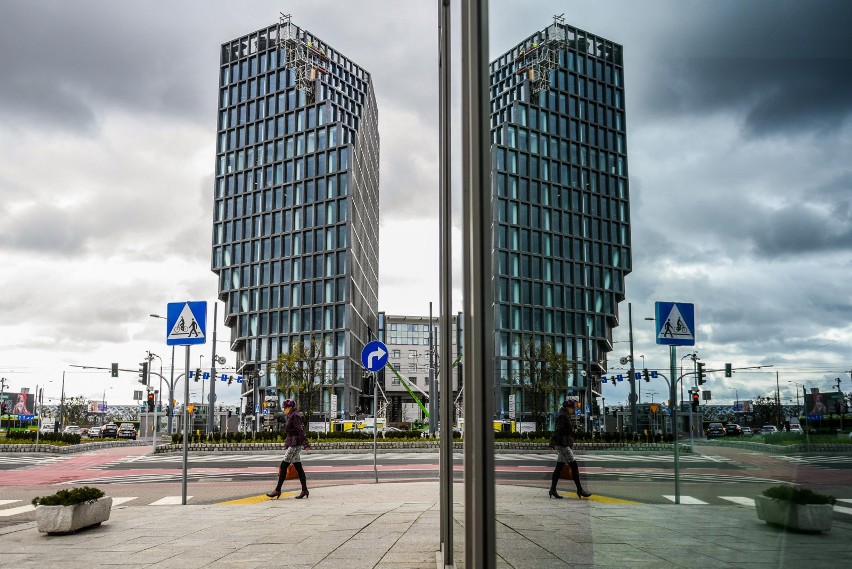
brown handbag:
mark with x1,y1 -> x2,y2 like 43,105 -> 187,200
279,464 -> 299,480
559,463 -> 573,480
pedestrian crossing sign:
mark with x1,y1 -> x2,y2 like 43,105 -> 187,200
655,302 -> 695,346
166,301 -> 207,346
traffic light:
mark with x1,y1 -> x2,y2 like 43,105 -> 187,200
138,362 -> 149,385
691,392 -> 700,412
725,363 -> 732,378
697,362 -> 706,385
111,363 -> 119,378
147,392 -> 155,412
227,376 -> 233,385
187,403 -> 195,414
194,368 -> 202,382
643,368 -> 650,382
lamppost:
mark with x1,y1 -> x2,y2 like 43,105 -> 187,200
150,314 -> 177,434
102,387 -> 113,425
731,387 -> 739,415
639,355 -> 645,404
788,381 -> 803,417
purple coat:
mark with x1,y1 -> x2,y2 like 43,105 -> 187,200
284,411 -> 307,447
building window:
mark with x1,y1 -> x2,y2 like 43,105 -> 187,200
408,350 -> 417,358
392,349 -> 400,359
408,363 -> 417,373
392,376 -> 400,385
409,377 -> 417,386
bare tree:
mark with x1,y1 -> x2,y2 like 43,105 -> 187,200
515,338 -> 568,430
274,337 -> 324,423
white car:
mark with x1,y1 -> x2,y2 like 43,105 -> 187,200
88,426 -> 102,437
761,425 -> 779,434
63,425 -> 80,435
788,424 -> 803,434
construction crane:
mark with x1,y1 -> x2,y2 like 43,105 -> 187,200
278,13 -> 329,104
515,14 -> 567,95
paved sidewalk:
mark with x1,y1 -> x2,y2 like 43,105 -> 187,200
1,482 -> 849,569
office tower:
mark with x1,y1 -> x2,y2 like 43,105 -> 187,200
212,16 -> 379,422
491,18 -> 631,422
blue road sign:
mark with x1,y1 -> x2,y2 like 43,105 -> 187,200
361,340 -> 389,372
166,301 -> 207,346
655,302 -> 696,346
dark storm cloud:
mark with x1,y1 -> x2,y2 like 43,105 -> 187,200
644,57 -> 852,137
0,1 -> 219,132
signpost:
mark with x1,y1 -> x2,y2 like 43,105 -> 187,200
655,301 -> 696,505
361,340 -> 389,483
166,301 -> 207,506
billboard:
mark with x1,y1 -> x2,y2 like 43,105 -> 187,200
804,391 -> 845,419
87,401 -> 108,414
0,391 -> 36,416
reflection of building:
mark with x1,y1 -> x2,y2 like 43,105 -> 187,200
211,18 -> 380,420
491,20 -> 631,418
377,313 -> 462,424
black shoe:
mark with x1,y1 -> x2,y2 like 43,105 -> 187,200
576,489 -> 592,499
266,490 -> 281,499
548,490 -> 563,499
295,490 -> 309,500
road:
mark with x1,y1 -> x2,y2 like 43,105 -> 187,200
2,444 -> 851,527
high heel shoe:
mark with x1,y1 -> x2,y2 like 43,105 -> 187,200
576,489 -> 592,499
295,490 -> 309,500
548,490 -> 563,499
265,490 -> 281,499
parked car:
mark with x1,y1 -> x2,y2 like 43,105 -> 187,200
117,423 -> 137,440
706,422 -> 725,438
788,423 -> 803,434
100,423 -> 118,438
741,427 -> 753,437
88,426 -> 101,437
761,425 -> 779,434
40,421 -> 56,434
725,423 -> 743,437
62,425 -> 80,435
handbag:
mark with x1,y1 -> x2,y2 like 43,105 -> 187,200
559,463 -> 573,480
279,464 -> 298,480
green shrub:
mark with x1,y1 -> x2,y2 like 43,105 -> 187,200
762,486 -> 836,505
32,487 -> 105,507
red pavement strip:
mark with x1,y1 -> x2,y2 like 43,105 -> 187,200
0,445 -> 151,486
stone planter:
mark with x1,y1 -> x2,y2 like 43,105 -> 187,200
755,495 -> 833,532
36,496 -> 112,534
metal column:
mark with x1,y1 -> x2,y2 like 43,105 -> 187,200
438,0 -> 453,566
462,1 -> 495,567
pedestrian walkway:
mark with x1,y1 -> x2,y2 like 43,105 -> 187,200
1,482 -> 850,569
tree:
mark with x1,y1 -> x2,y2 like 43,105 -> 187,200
750,395 -> 781,427
515,338 -> 569,431
274,337 -> 324,423
62,396 -> 89,427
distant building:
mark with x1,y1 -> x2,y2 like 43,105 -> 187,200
490,19 -> 631,420
212,17 -> 379,420
378,313 -> 462,424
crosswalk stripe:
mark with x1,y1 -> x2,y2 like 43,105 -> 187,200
0,500 -> 20,506
719,496 -> 755,507
150,496 -> 191,505
111,497 -> 137,506
834,505 -> 852,516
663,495 -> 708,505
837,499 -> 852,504
0,505 -> 35,517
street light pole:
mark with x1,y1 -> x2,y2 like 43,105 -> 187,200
150,314 -> 177,434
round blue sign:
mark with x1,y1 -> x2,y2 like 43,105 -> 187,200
361,340 -> 389,372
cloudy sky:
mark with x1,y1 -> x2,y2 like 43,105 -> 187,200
1,0 -> 851,411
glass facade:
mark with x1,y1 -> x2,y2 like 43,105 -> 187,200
490,23 -> 631,419
212,21 -> 379,417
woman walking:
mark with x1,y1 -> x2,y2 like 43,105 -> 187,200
549,399 -> 592,499
266,398 -> 310,499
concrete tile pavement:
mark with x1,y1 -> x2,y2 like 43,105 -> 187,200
1,482 -> 850,569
